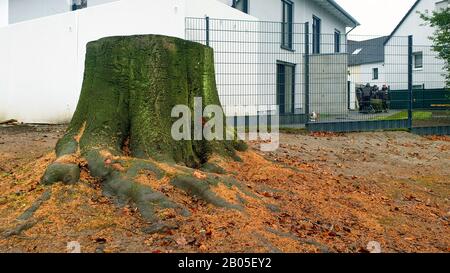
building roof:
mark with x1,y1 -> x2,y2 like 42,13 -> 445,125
348,36 -> 388,66
383,0 -> 422,45
313,0 -> 360,27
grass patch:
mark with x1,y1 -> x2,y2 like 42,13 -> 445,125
380,128 -> 411,132
376,111 -> 432,121
228,126 -> 308,135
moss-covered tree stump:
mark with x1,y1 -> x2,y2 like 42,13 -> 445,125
41,35 -> 248,223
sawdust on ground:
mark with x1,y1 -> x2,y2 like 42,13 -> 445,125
0,125 -> 448,253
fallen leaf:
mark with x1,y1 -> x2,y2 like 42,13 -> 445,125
193,170 -> 207,180
175,236 -> 187,246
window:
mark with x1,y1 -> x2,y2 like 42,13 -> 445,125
334,30 -> 341,53
277,62 -> 296,114
312,16 -> 321,54
413,52 -> 423,69
352,48 -> 362,55
281,0 -> 293,50
232,0 -> 248,13
72,0 -> 87,11
372,68 -> 379,80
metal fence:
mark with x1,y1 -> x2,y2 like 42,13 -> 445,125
185,17 -> 450,134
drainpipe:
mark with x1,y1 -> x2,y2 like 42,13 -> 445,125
345,25 -> 357,57
345,25 -> 357,36
345,25 -> 358,52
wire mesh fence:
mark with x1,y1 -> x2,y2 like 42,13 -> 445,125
185,17 -> 450,132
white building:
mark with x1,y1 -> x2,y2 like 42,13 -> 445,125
348,36 -> 387,87
0,0 -> 359,123
384,0 -> 448,108
1,0 -> 118,26
213,0 -> 359,117
346,0 -> 448,110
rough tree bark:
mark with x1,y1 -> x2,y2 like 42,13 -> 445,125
41,35 -> 248,223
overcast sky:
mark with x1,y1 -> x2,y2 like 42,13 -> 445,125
335,0 -> 418,37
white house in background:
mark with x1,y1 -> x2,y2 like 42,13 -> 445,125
212,0 -> 360,116
384,0 -> 448,93
346,0 -> 448,110
218,0 -> 358,37
0,0 -> 359,123
348,36 -> 388,87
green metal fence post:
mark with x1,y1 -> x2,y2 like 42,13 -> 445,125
304,22 -> 310,123
205,16 -> 210,47
408,35 -> 413,130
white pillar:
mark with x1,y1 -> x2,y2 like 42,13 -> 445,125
0,0 -> 8,27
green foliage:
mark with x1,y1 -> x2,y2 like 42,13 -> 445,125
376,111 -> 432,121
420,7 -> 450,88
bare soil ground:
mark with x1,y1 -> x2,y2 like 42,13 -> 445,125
0,125 -> 448,253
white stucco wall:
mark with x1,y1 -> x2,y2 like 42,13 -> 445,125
0,0 -> 187,123
88,0 -> 119,7
8,0 -> 70,24
188,0 -> 351,116
249,0 -> 349,115
385,0 -> 447,91
0,0 -> 355,122
0,0 -> 262,123
215,0 -> 349,54
349,62 -> 386,86
0,0 -> 7,26
186,0 -> 261,116
248,0 -> 347,52
8,0 -> 120,24
0,12 -> 79,123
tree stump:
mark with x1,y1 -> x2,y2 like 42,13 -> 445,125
41,35 -> 248,222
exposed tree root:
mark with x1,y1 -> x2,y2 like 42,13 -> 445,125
41,163 -> 80,185
3,189 -> 51,238
43,148 -> 255,223
3,219 -> 39,238
265,227 -> 332,253
17,189 -> 52,221
253,232 -> 283,253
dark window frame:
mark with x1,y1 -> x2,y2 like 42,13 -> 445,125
232,0 -> 249,14
372,67 -> 379,80
312,15 -> 321,54
413,84 -> 425,90
334,29 -> 341,53
72,0 -> 87,11
281,0 -> 294,50
413,51 -> 423,69
276,61 -> 296,115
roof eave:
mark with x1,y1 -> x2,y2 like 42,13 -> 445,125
326,0 -> 361,28
383,0 -> 422,45
349,60 -> 385,66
